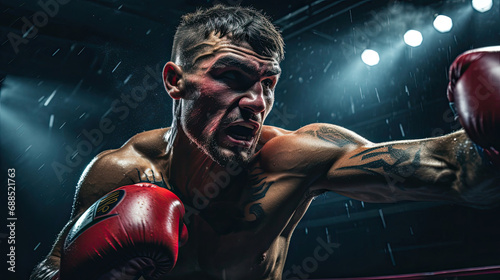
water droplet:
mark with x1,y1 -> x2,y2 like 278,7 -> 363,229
399,123 -> 405,137
112,61 -> 122,73
49,114 -> 54,128
379,209 -> 386,228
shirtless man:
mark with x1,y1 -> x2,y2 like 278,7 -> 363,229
31,5 -> 500,280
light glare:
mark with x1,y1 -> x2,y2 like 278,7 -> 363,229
472,0 -> 493,12
403,30 -> 423,47
361,49 -> 380,66
433,15 -> 453,33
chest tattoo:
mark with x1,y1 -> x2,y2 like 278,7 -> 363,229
245,166 -> 274,222
133,168 -> 172,191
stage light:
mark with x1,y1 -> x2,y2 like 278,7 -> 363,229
361,49 -> 380,66
433,15 -> 453,33
403,30 -> 423,47
472,0 -> 493,12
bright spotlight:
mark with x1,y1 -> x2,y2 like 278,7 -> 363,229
403,30 -> 423,47
361,49 -> 380,66
433,15 -> 453,33
472,0 -> 493,12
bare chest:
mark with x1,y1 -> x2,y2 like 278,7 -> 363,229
166,171 -> 313,280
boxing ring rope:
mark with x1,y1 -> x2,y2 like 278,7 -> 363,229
311,264 -> 500,279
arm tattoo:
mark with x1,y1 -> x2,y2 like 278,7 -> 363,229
133,168 -> 172,191
304,126 -> 357,147
337,145 -> 422,180
245,166 -> 274,222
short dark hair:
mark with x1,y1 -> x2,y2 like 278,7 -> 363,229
171,5 -> 285,70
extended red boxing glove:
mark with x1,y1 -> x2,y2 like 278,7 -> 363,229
448,46 -> 500,168
60,183 -> 188,280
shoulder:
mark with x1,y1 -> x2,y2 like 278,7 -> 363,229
72,128 -> 170,216
258,125 -> 292,145
257,124 -> 370,173
293,123 -> 370,147
260,123 -> 369,148
124,127 -> 170,156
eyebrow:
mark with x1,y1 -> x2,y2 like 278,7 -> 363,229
210,56 -> 281,77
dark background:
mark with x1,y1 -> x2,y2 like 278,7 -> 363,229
1,0 -> 500,279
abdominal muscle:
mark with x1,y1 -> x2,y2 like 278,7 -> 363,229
163,189 -> 315,280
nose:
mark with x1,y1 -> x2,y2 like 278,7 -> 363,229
239,81 -> 266,115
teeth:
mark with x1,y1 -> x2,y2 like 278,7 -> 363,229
234,135 -> 248,141
238,123 -> 254,130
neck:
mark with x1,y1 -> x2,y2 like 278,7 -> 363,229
167,126 -> 239,205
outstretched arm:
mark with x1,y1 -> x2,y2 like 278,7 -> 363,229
310,46 -> 500,207
314,128 -> 499,207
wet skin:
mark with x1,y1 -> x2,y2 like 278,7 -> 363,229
39,38 -> 499,280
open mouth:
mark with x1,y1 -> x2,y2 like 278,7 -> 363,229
225,124 -> 256,141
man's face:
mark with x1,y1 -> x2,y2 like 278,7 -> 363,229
178,36 -> 281,166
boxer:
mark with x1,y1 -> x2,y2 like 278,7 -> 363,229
31,5 -> 500,280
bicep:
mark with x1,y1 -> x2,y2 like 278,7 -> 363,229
71,144 -> 168,215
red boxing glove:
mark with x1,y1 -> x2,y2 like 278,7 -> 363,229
60,183 -> 188,280
448,46 -> 500,168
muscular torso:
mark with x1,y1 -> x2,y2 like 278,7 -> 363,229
160,127 -> 319,280
169,186 -> 314,280
74,126 -> 337,280
51,122 -> 483,280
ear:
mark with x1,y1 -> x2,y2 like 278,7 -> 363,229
163,62 -> 184,100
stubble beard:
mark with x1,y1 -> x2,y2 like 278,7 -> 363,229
205,131 -> 255,167
180,97 -> 259,167
181,119 -> 254,167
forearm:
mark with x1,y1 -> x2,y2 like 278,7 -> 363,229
30,257 -> 60,280
326,130 -> 500,207
30,215 -> 77,280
